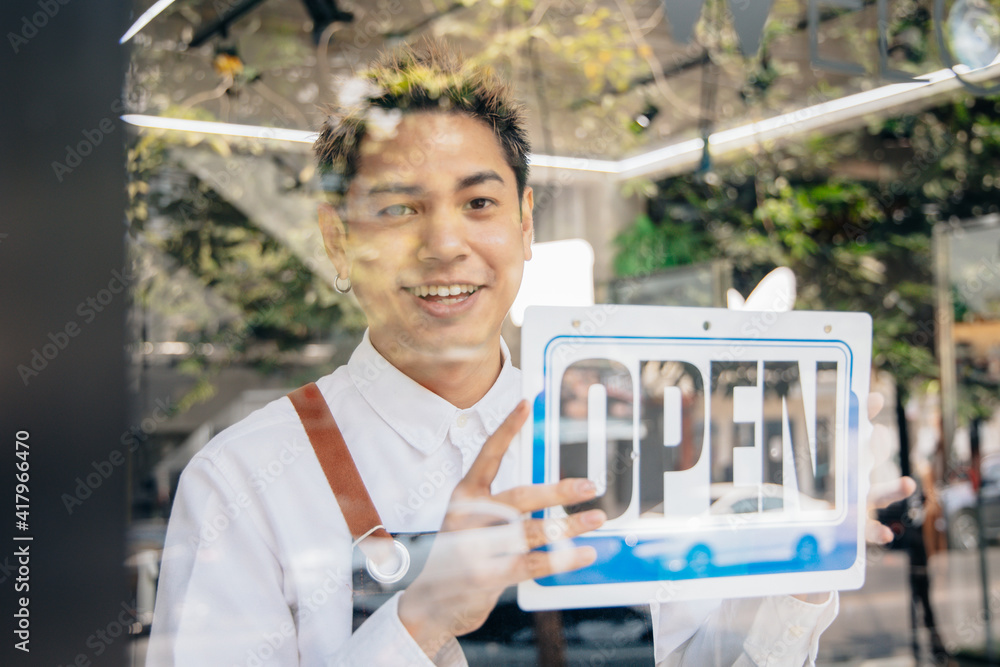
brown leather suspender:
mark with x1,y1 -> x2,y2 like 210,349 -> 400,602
287,382 -> 392,561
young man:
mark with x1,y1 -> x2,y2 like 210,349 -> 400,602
148,45 -> 900,666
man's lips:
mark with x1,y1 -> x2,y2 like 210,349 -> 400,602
404,283 -> 483,314
405,283 -> 480,301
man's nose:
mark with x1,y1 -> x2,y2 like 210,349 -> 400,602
416,207 -> 471,263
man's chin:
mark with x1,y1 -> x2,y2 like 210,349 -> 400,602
375,331 -> 499,365
410,337 -> 496,363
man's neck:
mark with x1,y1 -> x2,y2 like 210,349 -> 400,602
370,335 -> 504,409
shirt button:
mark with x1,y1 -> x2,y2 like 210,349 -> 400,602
456,413 -> 469,428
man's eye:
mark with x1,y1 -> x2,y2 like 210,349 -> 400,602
379,204 -> 416,216
465,198 -> 495,211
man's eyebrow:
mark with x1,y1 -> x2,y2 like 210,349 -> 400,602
363,172 -> 504,196
366,182 -> 425,196
456,170 -> 505,191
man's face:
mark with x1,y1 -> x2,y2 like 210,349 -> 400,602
321,111 -> 533,364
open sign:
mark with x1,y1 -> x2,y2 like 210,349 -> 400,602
518,305 -> 871,610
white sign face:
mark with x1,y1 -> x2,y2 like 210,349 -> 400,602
517,305 -> 872,610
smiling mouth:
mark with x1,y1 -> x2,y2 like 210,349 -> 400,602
405,283 -> 480,304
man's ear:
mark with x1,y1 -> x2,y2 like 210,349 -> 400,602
318,202 -> 350,278
520,186 -> 534,261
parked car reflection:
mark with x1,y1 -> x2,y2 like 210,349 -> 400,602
634,482 -> 841,576
939,454 -> 1000,550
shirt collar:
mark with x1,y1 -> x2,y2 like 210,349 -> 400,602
347,330 -> 520,455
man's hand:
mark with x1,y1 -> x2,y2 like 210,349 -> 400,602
865,393 -> 917,544
397,400 -> 606,658
793,392 -> 917,604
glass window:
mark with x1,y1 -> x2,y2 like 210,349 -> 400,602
123,1 -> 1000,664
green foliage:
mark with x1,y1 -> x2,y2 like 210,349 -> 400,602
613,92 -> 1000,410
613,213 -> 714,276
127,127 -> 362,412
152,189 -> 344,348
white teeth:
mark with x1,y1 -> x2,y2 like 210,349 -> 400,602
408,284 -> 478,298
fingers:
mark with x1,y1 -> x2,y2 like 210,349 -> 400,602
866,476 -> 916,545
866,517 -> 895,545
493,477 -> 598,513
867,392 -> 885,421
515,546 -> 598,582
869,476 -> 916,509
420,521 -> 597,590
522,509 -> 606,550
440,498 -> 522,533
460,401 -> 529,491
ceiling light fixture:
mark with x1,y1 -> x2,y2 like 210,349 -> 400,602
122,62 -> 1000,178
120,0 -> 180,44
121,114 -> 316,143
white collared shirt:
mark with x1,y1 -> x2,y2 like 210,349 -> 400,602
147,333 -> 837,667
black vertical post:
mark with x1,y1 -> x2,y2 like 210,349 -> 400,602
534,610 -> 567,667
0,1 -> 127,665
895,383 -> 920,659
896,384 -> 911,480
972,417 -> 994,660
